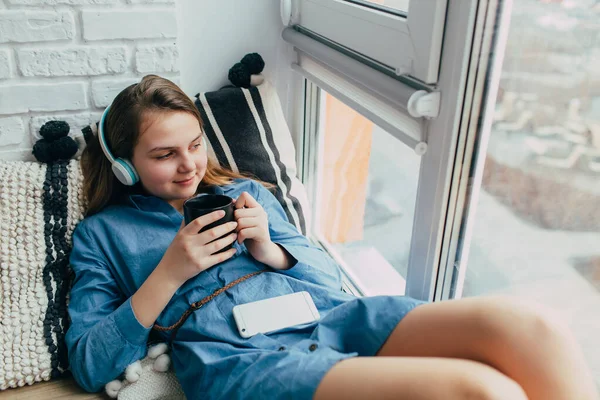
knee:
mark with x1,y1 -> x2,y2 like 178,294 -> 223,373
473,296 -> 572,345
457,367 -> 527,400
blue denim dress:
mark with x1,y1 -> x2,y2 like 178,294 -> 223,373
65,179 -> 424,399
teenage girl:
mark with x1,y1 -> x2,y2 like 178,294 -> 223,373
66,75 -> 598,400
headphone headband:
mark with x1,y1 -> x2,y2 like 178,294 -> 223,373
97,103 -> 140,186
98,104 -> 116,163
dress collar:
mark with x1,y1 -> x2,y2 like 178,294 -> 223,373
124,181 -> 237,213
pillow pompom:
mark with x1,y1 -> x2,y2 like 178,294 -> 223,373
241,53 -> 265,74
33,120 -> 80,163
32,136 -> 79,163
147,343 -> 169,359
228,53 -> 265,88
105,380 -> 123,399
152,354 -> 171,372
228,62 -> 252,88
124,361 -> 143,383
39,120 -> 70,141
104,343 -> 184,400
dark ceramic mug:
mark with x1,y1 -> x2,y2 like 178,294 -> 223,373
183,194 -> 236,252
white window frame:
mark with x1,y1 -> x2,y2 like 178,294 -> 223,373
405,0 -> 509,301
435,0 -> 513,300
292,0 -> 447,83
299,78 -> 365,297
292,0 -> 507,301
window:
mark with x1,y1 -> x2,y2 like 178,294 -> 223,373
346,0 -> 410,15
305,87 -> 420,296
291,0 -> 447,83
441,0 -> 600,386
290,0 -> 480,301
291,0 -> 598,382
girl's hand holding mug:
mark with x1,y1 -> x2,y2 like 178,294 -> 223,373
233,192 -> 294,270
234,192 -> 273,260
159,211 -> 238,286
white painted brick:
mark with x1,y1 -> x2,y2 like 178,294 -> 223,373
0,50 -> 10,79
18,46 -> 127,77
0,82 -> 87,114
128,0 -> 174,3
7,0 -> 117,4
135,44 -> 178,73
0,11 -> 74,44
91,77 -> 139,107
0,117 -> 24,146
82,9 -> 176,40
29,112 -> 102,140
0,149 -> 34,162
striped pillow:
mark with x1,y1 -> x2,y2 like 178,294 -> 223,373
195,81 -> 311,235
0,159 -> 86,390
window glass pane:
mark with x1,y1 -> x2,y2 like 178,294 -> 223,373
454,0 -> 600,385
314,90 -> 420,296
345,0 -> 409,15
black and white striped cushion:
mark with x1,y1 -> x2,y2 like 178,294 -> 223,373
195,81 -> 311,235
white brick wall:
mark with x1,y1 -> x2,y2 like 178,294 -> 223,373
18,46 -> 128,76
7,0 -> 118,4
0,49 -> 10,78
82,9 -> 176,40
0,82 -> 87,113
135,44 -> 179,73
91,77 -> 139,108
0,117 -> 24,146
0,11 -> 74,43
0,0 -> 179,161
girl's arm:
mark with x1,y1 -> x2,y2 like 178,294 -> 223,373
252,181 -> 343,290
65,223 -> 153,392
66,211 -> 237,392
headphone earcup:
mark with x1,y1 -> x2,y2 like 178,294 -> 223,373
112,158 -> 139,186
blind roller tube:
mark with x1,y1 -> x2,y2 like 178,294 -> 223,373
292,54 -> 427,154
282,27 -> 417,111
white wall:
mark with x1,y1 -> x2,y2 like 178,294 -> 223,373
178,0 -> 300,141
0,0 -> 181,161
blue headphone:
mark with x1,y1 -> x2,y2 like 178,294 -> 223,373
98,104 -> 140,186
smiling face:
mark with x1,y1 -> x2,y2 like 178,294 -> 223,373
131,110 -> 207,212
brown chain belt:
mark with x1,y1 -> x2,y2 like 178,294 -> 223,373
152,270 -> 266,341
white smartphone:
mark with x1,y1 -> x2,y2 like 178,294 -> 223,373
232,291 -> 320,338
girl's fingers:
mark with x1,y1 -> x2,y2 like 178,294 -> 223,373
197,221 -> 238,245
235,216 -> 260,231
235,192 -> 260,209
204,247 -> 238,268
207,232 -> 238,255
182,210 -> 225,234
234,208 -> 259,219
237,227 -> 260,243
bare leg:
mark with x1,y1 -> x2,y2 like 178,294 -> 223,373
376,296 -> 598,400
314,357 -> 526,400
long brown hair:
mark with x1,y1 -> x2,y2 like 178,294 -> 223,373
81,74 -> 264,216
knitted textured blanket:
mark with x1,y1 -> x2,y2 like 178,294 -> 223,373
0,159 -> 85,390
